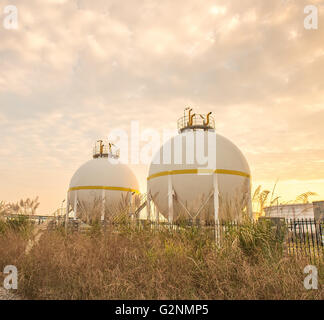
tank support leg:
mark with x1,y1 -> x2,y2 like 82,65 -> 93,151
101,189 -> 106,222
168,175 -> 174,223
147,193 -> 151,221
155,202 -> 159,224
73,191 -> 78,220
213,173 -> 219,221
213,173 -> 220,245
65,193 -> 70,232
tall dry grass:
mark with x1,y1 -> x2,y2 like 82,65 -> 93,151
0,217 -> 34,285
10,223 -> 323,300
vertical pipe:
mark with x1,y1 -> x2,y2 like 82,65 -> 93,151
101,189 -> 105,222
301,218 -> 307,256
294,219 -> 299,258
287,221 -> 291,255
318,219 -> 321,261
310,219 -> 316,262
73,191 -> 78,220
314,219 -> 318,258
213,173 -> 219,221
168,174 -> 174,223
290,219 -> 295,257
305,218 -> 310,259
318,221 -> 323,260
307,219 -> 312,259
65,193 -> 70,232
147,193 -> 151,221
128,192 -> 131,221
213,172 -> 220,245
155,202 -> 159,225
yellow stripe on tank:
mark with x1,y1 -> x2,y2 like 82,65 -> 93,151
68,186 -> 140,194
147,169 -> 250,180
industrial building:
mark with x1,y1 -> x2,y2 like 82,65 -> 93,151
264,201 -> 324,221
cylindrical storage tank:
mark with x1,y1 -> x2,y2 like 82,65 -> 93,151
67,141 -> 139,223
147,110 -> 251,222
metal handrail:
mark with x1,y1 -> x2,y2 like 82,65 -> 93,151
177,114 -> 215,132
93,144 -> 120,159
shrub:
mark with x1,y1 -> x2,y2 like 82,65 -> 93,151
14,224 -> 323,300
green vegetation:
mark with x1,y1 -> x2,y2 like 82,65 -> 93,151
0,221 -> 322,300
0,215 -> 34,237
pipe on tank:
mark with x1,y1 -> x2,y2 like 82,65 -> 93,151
187,108 -> 193,126
184,107 -> 190,121
189,113 -> 196,126
206,112 -> 212,126
97,140 -> 104,156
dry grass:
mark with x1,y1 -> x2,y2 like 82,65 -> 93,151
0,222 -> 319,300
0,226 -> 31,287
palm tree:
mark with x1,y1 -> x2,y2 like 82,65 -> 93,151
295,192 -> 318,204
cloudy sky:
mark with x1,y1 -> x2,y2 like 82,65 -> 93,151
0,0 -> 323,214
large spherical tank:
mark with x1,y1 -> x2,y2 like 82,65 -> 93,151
68,158 -> 139,221
147,130 -> 251,221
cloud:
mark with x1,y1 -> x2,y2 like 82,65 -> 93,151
0,0 -> 323,212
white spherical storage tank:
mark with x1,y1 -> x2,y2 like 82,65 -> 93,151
147,109 -> 251,223
67,141 -> 139,223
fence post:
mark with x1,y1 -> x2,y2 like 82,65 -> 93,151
168,175 -> 174,223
